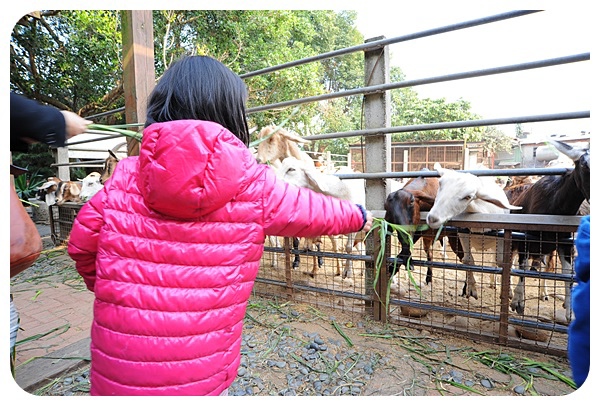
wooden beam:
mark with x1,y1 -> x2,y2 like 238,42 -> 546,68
121,10 -> 155,156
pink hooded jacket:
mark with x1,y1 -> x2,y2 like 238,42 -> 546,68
67,120 -> 366,395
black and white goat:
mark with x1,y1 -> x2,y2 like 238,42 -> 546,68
509,140 -> 590,319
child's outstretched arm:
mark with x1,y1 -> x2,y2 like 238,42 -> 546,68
67,185 -> 107,292
261,169 -> 369,238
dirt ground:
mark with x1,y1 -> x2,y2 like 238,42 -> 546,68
245,299 -> 577,396
35,295 -> 576,396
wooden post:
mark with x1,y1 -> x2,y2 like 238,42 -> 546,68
121,10 -> 155,156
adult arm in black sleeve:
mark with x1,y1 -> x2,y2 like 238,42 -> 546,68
10,92 -> 67,153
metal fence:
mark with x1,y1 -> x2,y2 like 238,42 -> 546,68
248,10 -> 588,357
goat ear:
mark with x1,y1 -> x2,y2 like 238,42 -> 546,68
476,185 -> 522,210
69,183 -> 81,194
409,189 -> 433,205
304,171 -> 330,195
38,181 -> 58,190
481,197 -> 522,211
108,149 -> 121,161
547,139 -> 587,162
281,129 -> 310,145
433,162 -> 447,176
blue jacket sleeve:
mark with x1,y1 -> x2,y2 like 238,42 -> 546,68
568,215 -> 590,388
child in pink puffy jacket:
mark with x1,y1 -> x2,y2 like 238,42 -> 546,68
67,55 -> 373,396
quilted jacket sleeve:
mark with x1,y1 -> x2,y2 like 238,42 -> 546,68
260,168 -> 365,238
67,185 -> 107,292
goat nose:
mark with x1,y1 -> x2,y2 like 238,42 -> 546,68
426,213 -> 437,226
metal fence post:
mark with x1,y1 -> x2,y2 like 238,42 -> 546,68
363,36 -> 391,321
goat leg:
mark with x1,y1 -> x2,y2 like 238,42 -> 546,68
422,238 -> 433,285
292,237 -> 301,269
510,253 -> 528,315
461,270 -> 479,300
316,240 -> 324,268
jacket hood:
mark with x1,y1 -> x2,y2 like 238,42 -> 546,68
139,120 -> 249,219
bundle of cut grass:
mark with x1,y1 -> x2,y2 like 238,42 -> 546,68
87,123 -> 143,142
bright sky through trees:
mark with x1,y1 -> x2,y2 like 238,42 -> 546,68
355,6 -> 592,139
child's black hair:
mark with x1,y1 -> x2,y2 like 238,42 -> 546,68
145,55 -> 250,146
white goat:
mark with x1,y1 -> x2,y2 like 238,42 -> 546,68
426,163 -> 521,299
255,126 -> 319,269
277,157 -> 365,279
79,172 -> 104,202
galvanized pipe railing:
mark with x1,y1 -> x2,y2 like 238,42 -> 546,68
240,10 -> 541,79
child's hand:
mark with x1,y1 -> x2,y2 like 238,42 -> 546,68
361,211 -> 373,233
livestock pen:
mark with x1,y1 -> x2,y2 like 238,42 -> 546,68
49,10 -> 589,358
244,10 -> 589,358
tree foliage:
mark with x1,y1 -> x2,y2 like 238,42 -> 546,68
10,10 -> 510,169
11,11 -> 123,118
389,67 -> 486,142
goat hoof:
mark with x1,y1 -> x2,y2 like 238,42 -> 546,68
292,261 -> 300,269
461,287 -> 478,300
510,301 -> 525,315
318,258 -> 324,267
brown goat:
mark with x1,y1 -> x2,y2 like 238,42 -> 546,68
255,126 -> 314,169
100,150 -> 120,184
384,175 -> 464,286
55,181 -> 82,205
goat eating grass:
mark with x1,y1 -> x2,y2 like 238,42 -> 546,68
426,163 -> 521,300
384,174 -> 464,286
